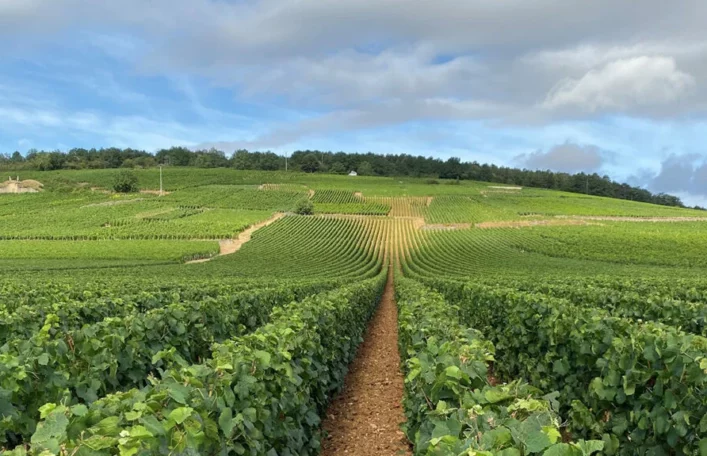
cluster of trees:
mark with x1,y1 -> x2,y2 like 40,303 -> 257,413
1,147 -> 698,209
0,147 -> 230,171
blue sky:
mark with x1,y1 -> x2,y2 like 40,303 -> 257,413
1,1 -> 706,205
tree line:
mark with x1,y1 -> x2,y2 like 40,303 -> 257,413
1,147 -> 699,209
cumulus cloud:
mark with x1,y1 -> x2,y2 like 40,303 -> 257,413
514,142 -> 610,173
543,57 -> 695,112
2,0 -> 707,122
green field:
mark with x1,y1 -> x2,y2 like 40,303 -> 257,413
1,168 -> 706,455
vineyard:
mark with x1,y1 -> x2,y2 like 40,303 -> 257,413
1,168 -> 706,455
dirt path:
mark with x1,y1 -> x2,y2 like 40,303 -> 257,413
475,219 -> 595,229
557,215 -> 707,222
185,212 -> 285,264
422,223 -> 472,230
320,269 -> 411,456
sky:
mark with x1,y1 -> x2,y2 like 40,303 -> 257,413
1,1 -> 706,205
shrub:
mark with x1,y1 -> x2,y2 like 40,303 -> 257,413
294,197 -> 314,215
112,170 -> 139,193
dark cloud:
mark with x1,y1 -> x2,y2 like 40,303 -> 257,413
514,142 -> 609,173
647,154 -> 707,196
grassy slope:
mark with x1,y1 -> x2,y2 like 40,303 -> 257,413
2,168 -> 706,279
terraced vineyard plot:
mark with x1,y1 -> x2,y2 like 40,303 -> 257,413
480,190 -> 706,218
208,215 -> 387,279
513,222 -> 707,268
426,195 -> 509,223
403,224 -> 707,281
366,196 -> 429,218
0,240 -> 218,263
311,189 -> 391,215
425,191 -> 707,225
163,185 -> 306,211
0,194 -> 275,240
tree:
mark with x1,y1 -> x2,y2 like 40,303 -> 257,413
294,197 -> 314,215
300,153 -> 320,173
329,162 -> 346,174
357,161 -> 374,176
113,170 -> 139,193
232,150 -> 255,169
156,147 -> 192,166
440,157 -> 463,179
259,152 -> 282,171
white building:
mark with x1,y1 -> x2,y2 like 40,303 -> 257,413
348,171 -> 358,176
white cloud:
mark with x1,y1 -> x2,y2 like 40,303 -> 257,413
2,0 -> 707,127
523,41 -> 707,72
0,99 -> 256,152
514,142 -> 609,173
543,57 -> 695,112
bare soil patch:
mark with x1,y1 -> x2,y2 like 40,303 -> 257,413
185,212 -> 285,264
394,216 -> 425,229
309,189 -> 316,198
82,198 -> 144,208
354,191 -> 363,198
488,186 -> 522,190
0,179 -> 43,194
318,213 -> 388,221
476,216 -> 707,228
140,189 -> 171,196
557,215 -> 707,223
476,219 -> 595,229
422,223 -> 472,230
320,269 -> 411,456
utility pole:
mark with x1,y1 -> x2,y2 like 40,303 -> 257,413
285,154 -> 288,172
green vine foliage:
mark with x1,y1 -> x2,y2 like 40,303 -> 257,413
424,278 -> 707,455
5,273 -> 386,455
0,279 -> 342,346
395,277 -> 604,455
0,281 -> 339,447
494,281 -> 707,337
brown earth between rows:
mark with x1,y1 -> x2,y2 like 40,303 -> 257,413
557,215 -> 707,222
320,269 -> 412,456
140,189 -> 172,195
475,219 -> 594,229
421,223 -> 472,230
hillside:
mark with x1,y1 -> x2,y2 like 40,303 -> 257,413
1,168 -> 706,455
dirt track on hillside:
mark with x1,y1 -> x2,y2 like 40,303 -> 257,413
476,219 -> 595,229
557,215 -> 707,222
185,212 -> 284,264
320,269 -> 411,456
